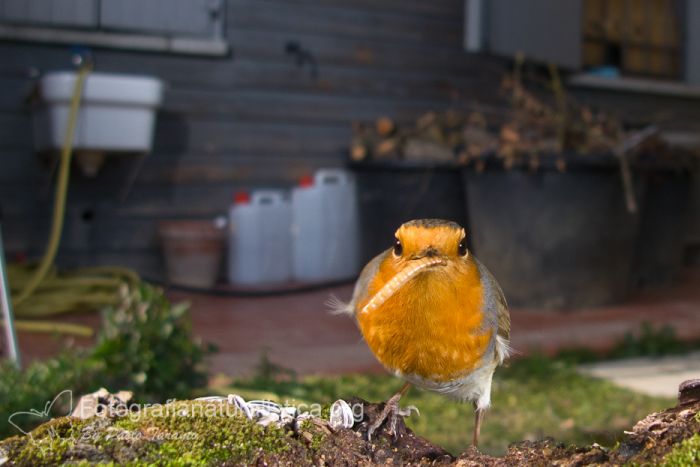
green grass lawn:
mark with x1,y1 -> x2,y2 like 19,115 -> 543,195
212,355 -> 675,456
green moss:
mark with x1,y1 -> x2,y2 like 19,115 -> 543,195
320,403 -> 331,420
0,401 -> 299,466
298,419 -> 327,452
115,400 -> 291,464
3,417 -> 90,466
661,434 -> 700,466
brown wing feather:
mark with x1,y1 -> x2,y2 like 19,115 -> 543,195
473,255 -> 510,343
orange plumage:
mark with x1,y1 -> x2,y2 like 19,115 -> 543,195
334,219 -> 511,446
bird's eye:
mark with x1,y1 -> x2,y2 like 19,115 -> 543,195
393,238 -> 403,256
458,240 -> 468,256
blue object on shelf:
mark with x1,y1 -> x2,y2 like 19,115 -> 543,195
588,66 -> 621,78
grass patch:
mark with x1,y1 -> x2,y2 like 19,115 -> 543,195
217,355 -> 674,456
661,433 -> 700,466
556,321 -> 700,365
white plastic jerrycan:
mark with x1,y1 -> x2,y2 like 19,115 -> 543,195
291,169 -> 360,282
228,190 -> 292,285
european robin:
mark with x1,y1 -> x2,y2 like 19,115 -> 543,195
332,219 -> 511,446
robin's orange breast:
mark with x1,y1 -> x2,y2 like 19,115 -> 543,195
357,256 -> 491,383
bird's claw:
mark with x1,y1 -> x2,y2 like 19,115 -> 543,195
366,399 -> 418,442
397,405 -> 420,418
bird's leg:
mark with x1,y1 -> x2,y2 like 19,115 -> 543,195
473,402 -> 483,448
367,382 -> 414,441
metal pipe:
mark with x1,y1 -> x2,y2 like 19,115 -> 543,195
0,223 -> 21,368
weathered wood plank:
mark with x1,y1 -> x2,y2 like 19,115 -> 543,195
228,0 -> 463,47
152,117 -> 351,157
277,0 -> 463,19
0,76 -> 35,112
97,52 -> 501,100
90,217 -> 162,250
163,87 -> 450,123
108,186 -> 240,218
0,32 -> 502,85
226,29 -> 479,74
0,150 -> 46,181
56,248 -> 164,280
131,153 -> 341,186
99,33 -> 488,78
208,60 -> 500,101
0,216 -> 49,254
0,114 -> 33,150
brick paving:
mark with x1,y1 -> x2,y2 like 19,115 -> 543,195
9,268 -> 700,379
173,267 -> 700,378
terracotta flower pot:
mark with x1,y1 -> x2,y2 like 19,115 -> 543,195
158,220 -> 224,289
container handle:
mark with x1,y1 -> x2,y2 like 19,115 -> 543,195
251,190 -> 283,205
315,169 -> 348,185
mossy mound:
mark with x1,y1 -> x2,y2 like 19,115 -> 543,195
1,398 -> 698,466
0,400 -> 296,466
457,403 -> 700,466
0,398 -> 450,466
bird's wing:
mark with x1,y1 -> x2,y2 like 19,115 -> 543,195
491,276 -> 510,342
474,256 -> 509,339
327,248 -> 389,317
473,256 -> 511,363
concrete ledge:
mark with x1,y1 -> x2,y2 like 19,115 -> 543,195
0,24 -> 229,57
569,73 -> 700,99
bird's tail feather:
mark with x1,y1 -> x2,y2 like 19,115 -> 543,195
496,335 -> 515,365
325,294 -> 353,316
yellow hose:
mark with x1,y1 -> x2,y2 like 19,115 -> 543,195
7,64 -> 142,338
1,319 -> 94,337
14,63 -> 92,307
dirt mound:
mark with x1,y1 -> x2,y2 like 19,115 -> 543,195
1,385 -> 699,466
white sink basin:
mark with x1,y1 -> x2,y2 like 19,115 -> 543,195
33,71 -> 164,154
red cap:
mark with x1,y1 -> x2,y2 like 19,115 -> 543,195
299,175 -> 314,188
234,191 -> 250,204
14,252 -> 27,264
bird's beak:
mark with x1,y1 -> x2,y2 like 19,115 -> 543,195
411,246 -> 440,260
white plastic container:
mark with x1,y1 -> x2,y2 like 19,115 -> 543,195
291,169 -> 360,282
228,190 -> 292,285
33,71 -> 164,152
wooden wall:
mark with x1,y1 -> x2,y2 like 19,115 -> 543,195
0,0 -> 506,279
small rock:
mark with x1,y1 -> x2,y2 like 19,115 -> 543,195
678,379 -> 700,405
71,388 -> 133,419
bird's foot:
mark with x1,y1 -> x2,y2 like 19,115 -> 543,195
366,394 -> 419,442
